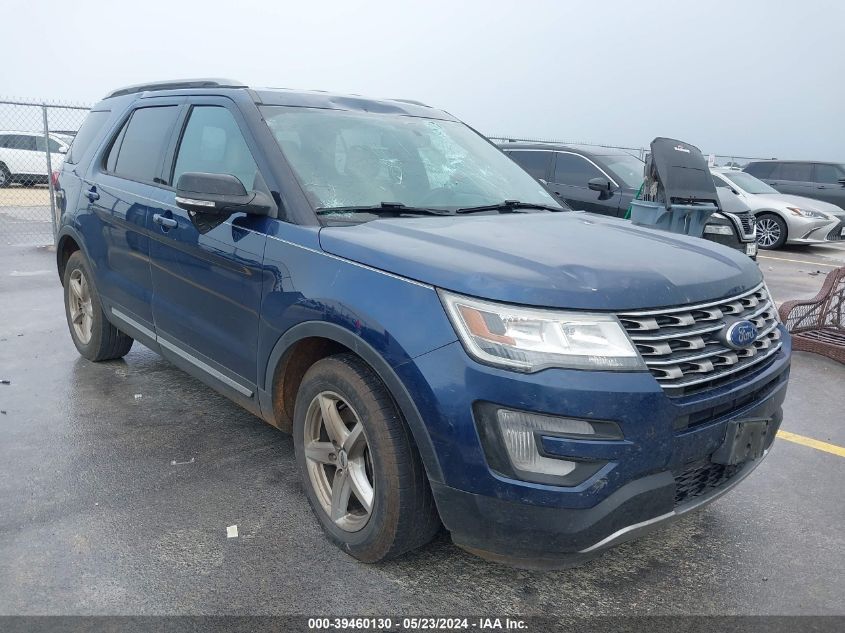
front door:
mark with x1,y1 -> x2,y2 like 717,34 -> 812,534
812,163 -> 845,210
147,100 -> 270,400
766,162 -> 813,197
549,152 -> 623,216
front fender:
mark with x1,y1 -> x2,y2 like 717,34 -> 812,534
261,320 -> 445,483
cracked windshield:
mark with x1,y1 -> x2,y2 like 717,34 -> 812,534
261,106 -> 560,219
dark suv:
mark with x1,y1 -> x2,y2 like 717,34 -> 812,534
744,160 -> 845,211
55,80 -> 790,567
501,142 -> 758,258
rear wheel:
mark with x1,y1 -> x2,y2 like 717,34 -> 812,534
293,353 -> 440,562
63,251 -> 134,361
0,163 -> 11,188
756,213 -> 787,249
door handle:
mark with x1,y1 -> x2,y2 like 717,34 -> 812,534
86,187 -> 100,202
153,213 -> 178,229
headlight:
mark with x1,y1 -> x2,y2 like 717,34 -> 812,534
439,290 -> 645,372
786,206 -> 827,219
703,224 -> 734,235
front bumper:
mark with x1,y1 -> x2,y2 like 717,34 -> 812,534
399,328 -> 791,567
788,216 -> 844,244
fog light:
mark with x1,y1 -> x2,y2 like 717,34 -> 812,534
497,409 -> 594,477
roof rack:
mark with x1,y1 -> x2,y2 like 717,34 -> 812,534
389,98 -> 431,108
104,78 -> 247,99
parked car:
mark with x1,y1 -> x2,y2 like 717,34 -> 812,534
743,160 -> 845,211
500,143 -> 757,258
0,131 -> 69,187
712,169 -> 845,249
55,80 -> 790,568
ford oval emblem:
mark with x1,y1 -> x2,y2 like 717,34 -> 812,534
723,319 -> 758,350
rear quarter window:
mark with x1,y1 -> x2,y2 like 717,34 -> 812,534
66,110 -> 110,165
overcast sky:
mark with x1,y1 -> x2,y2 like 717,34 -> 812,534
5,0 -> 843,160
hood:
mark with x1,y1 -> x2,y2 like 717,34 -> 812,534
319,213 -> 761,311
751,193 -> 845,218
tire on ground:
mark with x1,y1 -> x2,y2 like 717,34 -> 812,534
293,353 -> 441,562
63,250 -> 134,361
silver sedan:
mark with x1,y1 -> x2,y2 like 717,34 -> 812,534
711,169 -> 845,250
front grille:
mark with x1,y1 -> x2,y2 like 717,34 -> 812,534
726,211 -> 756,240
673,460 -> 739,506
827,221 -> 844,241
618,283 -> 782,396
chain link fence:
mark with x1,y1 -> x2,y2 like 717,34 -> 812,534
0,99 -> 90,246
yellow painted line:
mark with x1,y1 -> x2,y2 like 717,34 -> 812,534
758,255 -> 839,268
777,430 -> 845,457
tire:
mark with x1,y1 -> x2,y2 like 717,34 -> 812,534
756,213 -> 787,250
293,353 -> 440,562
0,163 -> 11,188
63,250 -> 134,361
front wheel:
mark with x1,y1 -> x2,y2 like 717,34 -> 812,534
63,251 -> 134,361
293,354 -> 440,562
756,213 -> 787,250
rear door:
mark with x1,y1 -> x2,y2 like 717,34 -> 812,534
812,163 -> 845,210
146,98 -> 270,399
505,149 -> 552,182
549,151 -> 622,216
767,162 -> 813,196
85,99 -> 183,335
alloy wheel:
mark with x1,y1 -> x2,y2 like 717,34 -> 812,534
756,217 -> 782,248
68,269 -> 94,344
303,391 -> 375,532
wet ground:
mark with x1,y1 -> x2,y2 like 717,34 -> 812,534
1,241 -> 843,616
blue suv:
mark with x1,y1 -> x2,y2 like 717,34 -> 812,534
55,80 -> 791,568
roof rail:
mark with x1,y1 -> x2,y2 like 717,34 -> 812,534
389,98 -> 430,108
104,78 -> 247,99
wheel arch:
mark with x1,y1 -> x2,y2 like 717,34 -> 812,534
262,321 -> 444,483
56,227 -> 88,284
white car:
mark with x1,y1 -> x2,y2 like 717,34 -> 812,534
711,168 -> 845,250
0,131 -> 69,187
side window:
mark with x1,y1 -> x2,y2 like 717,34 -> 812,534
774,162 -> 812,182
506,150 -> 550,180
745,162 -> 776,179
712,175 -> 731,188
11,135 -> 37,151
35,136 -> 62,153
814,163 -> 843,184
0,135 -> 8,149
66,110 -> 110,165
171,106 -> 259,190
108,106 -> 180,183
553,153 -> 602,186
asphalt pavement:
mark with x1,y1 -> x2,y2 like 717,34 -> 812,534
1,241 -> 843,617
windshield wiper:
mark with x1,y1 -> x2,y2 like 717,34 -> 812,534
455,200 -> 565,214
316,202 -> 453,217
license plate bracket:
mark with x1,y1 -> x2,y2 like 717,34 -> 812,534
711,418 -> 771,465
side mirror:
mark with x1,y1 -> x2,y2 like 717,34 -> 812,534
175,172 -> 272,216
588,177 -> 613,193
838,177 -> 845,186
57,146 -> 68,155
588,176 -> 615,200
